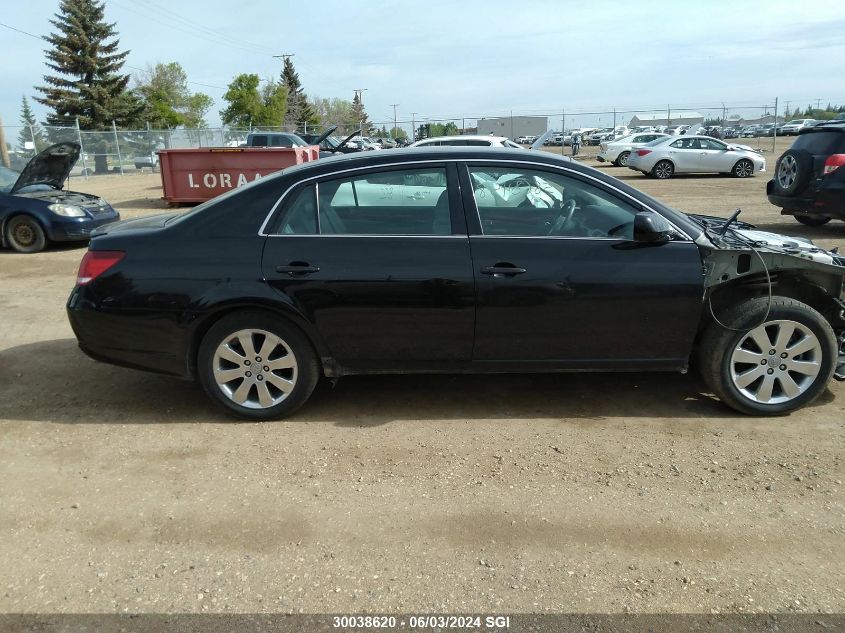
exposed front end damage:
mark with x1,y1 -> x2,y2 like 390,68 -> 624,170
691,216 -> 845,381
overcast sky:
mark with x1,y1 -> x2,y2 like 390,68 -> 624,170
2,0 -> 844,132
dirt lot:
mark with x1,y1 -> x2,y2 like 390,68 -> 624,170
1,140 -> 844,615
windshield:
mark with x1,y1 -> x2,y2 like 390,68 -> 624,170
0,165 -> 19,193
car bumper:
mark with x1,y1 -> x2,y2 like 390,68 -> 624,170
47,211 -> 121,242
767,179 -> 845,217
66,285 -> 190,377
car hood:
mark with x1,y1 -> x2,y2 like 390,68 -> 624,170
690,214 -> 843,267
11,142 -> 80,194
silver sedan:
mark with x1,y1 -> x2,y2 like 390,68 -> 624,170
626,135 -> 766,179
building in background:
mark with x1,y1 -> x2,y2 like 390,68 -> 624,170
628,112 -> 704,127
477,116 -> 548,139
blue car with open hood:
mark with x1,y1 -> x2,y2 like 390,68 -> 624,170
0,142 -> 120,253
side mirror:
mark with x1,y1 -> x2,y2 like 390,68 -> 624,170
633,211 -> 672,244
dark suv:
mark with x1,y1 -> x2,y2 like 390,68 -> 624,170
767,121 -> 845,226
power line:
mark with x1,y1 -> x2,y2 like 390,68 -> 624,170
0,19 -> 225,90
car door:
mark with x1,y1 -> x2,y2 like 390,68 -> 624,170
696,137 -> 732,171
261,163 -> 475,368
666,137 -> 698,172
460,162 -> 704,369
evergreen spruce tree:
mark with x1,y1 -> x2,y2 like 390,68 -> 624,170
36,0 -> 142,172
18,96 -> 48,155
351,91 -> 371,134
280,57 -> 317,130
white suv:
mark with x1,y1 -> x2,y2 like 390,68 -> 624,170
780,119 -> 816,136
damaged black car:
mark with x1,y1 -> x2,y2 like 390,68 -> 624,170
66,148 -> 845,419
0,142 -> 120,253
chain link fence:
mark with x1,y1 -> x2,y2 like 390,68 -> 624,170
0,102 -> 783,178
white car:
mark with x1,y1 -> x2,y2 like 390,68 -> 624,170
626,135 -> 766,179
410,135 -> 523,149
780,119 -> 816,136
597,133 -> 669,166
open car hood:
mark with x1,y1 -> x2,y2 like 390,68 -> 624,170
11,142 -> 80,194
312,125 -> 338,147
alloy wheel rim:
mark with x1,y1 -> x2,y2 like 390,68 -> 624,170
777,155 -> 797,188
212,329 -> 298,409
730,319 -> 822,405
655,162 -> 671,178
619,152 -> 629,166
736,161 -> 753,177
13,223 -> 35,247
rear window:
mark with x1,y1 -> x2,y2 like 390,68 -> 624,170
793,131 -> 845,155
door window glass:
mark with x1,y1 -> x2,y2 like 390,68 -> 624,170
468,166 -> 638,239
272,185 -> 317,234
318,168 -> 451,235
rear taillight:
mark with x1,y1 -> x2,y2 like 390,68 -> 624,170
636,149 -> 652,157
823,154 -> 845,175
76,250 -> 124,285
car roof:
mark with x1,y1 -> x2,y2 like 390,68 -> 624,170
414,135 -> 507,143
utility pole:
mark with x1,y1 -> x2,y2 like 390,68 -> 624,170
390,103 -> 399,138
354,88 -> 368,103
816,98 -> 822,111
772,97 -> 778,154
561,109 -> 565,156
0,115 -> 9,167
411,112 -> 417,141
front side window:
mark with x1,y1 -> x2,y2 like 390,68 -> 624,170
317,168 -> 451,235
468,166 -> 638,239
699,138 -> 728,150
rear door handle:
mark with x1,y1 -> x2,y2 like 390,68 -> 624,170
481,265 -> 527,276
276,263 -> 320,275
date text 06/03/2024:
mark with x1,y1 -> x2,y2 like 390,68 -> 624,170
332,615 -> 511,629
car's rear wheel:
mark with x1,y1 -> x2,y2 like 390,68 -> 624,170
792,214 -> 831,227
198,311 -> 320,420
652,160 -> 674,179
773,149 -> 813,195
5,215 -> 47,253
732,159 -> 754,178
615,151 -> 630,167
698,296 -> 836,415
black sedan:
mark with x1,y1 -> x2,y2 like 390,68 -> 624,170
1,142 -> 120,253
67,148 -> 845,419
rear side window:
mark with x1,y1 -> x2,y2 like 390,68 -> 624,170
793,131 -> 845,155
272,185 -> 317,234
250,135 -> 268,147
317,168 -> 451,235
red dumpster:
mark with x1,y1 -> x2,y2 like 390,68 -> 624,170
158,146 -> 320,203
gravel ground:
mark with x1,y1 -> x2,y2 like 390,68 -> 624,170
0,140 -> 843,614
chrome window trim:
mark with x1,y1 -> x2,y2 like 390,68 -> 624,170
257,157 -> 692,241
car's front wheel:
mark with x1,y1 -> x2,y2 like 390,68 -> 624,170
198,311 -> 320,420
615,151 -> 630,167
652,160 -> 674,179
5,215 -> 47,253
698,296 -> 836,415
732,159 -> 754,178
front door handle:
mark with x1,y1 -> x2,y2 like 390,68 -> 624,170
276,262 -> 320,275
481,264 -> 527,276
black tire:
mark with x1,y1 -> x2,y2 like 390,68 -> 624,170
773,149 -> 813,195
197,311 -> 320,420
651,160 -> 674,179
793,215 -> 831,227
732,159 -> 754,178
5,215 -> 47,253
697,296 -> 836,415
615,151 -> 630,167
